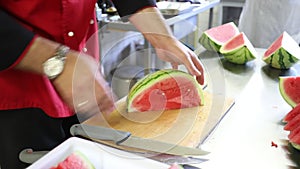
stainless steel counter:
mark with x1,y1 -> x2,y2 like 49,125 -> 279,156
192,48 -> 300,168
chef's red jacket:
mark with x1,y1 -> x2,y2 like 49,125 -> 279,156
0,0 -> 155,118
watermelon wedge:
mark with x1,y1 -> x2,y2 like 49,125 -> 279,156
127,69 -> 204,113
199,22 -> 239,52
288,124 -> 300,150
263,31 -> 300,69
51,151 -> 95,169
283,104 -> 300,123
284,112 -> 300,131
219,32 -> 257,64
279,76 -> 300,107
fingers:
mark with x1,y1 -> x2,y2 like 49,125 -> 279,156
179,50 -> 205,85
190,53 -> 205,85
171,62 -> 179,69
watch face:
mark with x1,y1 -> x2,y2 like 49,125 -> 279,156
43,57 -> 64,79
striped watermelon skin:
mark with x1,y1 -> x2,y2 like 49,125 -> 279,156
199,22 -> 239,52
263,47 -> 298,69
219,32 -> 256,64
198,33 -> 221,52
221,46 -> 256,64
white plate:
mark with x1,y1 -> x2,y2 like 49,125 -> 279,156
27,137 -> 170,169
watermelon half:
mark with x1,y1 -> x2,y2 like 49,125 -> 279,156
263,31 -> 300,69
199,22 -> 239,52
126,69 -> 204,113
279,76 -> 300,107
219,32 -> 257,64
51,151 -> 95,169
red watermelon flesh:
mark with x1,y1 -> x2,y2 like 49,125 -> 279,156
264,31 -> 300,58
264,34 -> 283,58
127,69 -> 203,113
222,32 -> 244,50
205,22 -> 239,44
51,151 -> 95,169
283,103 -> 300,122
279,76 -> 300,107
288,124 -> 300,141
284,112 -> 300,131
130,76 -> 201,112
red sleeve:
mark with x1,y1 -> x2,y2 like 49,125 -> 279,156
0,9 -> 35,71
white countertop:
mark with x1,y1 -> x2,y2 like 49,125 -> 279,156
193,48 -> 299,169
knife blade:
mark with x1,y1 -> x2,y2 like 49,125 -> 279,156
70,124 -> 209,156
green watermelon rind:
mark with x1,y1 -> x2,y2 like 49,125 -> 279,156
127,69 -> 204,112
199,22 -> 239,52
219,32 -> 257,64
263,47 -> 299,69
279,76 -> 298,107
75,151 -> 95,169
220,45 -> 256,64
199,33 -> 221,52
291,142 -> 300,150
127,69 -> 174,101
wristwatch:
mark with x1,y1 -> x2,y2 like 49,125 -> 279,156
43,45 -> 70,80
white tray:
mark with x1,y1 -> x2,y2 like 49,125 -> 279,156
27,137 -> 170,169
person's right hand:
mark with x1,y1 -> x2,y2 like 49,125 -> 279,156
52,50 -> 116,120
15,37 -> 115,120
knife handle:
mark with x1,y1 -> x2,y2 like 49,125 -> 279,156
70,124 -> 131,144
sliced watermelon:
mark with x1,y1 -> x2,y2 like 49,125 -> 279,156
263,32 -> 300,69
127,69 -> 204,112
283,104 -> 300,123
51,151 -> 95,169
288,124 -> 300,140
199,22 -> 239,52
219,32 -> 257,64
284,112 -> 300,131
288,123 -> 300,150
279,76 -> 300,107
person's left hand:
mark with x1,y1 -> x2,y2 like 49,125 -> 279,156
151,35 -> 205,85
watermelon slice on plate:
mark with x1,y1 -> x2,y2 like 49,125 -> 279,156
51,151 -> 95,169
263,31 -> 300,69
219,32 -> 257,64
127,69 -> 204,113
279,76 -> 300,107
199,22 -> 239,52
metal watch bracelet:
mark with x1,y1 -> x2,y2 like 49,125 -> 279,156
43,45 -> 70,80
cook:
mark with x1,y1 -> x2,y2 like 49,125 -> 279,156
0,0 -> 205,168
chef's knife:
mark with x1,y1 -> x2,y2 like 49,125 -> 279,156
70,124 -> 209,156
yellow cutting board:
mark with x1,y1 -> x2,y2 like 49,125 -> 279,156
85,91 -> 234,149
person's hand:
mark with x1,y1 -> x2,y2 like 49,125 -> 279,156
52,50 -> 116,120
15,37 -> 115,120
152,35 -> 205,85
128,7 -> 205,85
